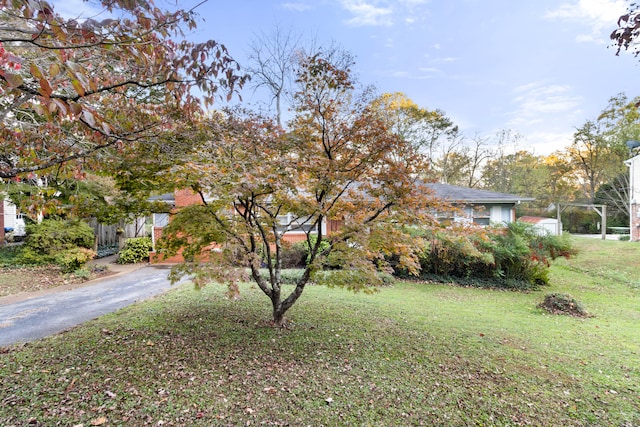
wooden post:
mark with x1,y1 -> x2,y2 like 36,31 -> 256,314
601,205 -> 607,240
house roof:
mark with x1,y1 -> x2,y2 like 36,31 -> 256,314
149,193 -> 176,206
426,183 -> 534,204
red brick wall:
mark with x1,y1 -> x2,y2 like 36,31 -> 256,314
175,189 -> 203,207
282,233 -> 308,244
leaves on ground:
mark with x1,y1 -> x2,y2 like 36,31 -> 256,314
0,266 -> 113,298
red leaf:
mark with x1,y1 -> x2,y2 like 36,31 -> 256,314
39,78 -> 53,97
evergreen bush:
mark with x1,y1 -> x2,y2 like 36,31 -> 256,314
17,218 -> 96,269
117,237 -> 153,264
411,222 -> 576,290
55,247 -> 96,273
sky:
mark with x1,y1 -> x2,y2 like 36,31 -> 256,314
57,0 -> 639,155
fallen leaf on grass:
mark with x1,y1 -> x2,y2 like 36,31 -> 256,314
90,416 -> 107,425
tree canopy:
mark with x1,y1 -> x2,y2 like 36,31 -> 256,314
160,53 -> 440,326
611,3 -> 640,59
0,0 -> 246,179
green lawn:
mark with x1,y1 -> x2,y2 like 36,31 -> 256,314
1,237 -> 639,426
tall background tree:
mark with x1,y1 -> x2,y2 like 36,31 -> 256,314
245,25 -> 302,126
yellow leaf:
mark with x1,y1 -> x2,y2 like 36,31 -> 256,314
90,416 -> 107,426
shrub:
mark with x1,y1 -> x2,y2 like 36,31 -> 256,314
55,247 -> 96,273
0,245 -> 21,267
303,235 -> 331,264
378,271 -> 396,286
538,293 -> 590,317
256,268 -> 305,285
280,242 -> 307,268
412,222 -> 576,290
23,218 -> 94,254
96,243 -> 119,258
117,237 -> 153,264
17,218 -> 95,267
418,228 -> 495,278
72,268 -> 92,280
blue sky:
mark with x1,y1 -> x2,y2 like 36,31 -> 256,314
59,0 -> 639,154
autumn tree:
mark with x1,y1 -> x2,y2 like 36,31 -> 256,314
568,120 -> 627,203
436,133 -> 491,187
541,151 -> 579,207
0,0 -> 246,180
588,93 -> 640,223
369,92 -> 459,171
160,54 -> 437,326
482,150 -> 546,198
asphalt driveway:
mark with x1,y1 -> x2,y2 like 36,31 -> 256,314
0,265 -> 186,347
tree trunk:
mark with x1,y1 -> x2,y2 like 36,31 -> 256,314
272,299 -> 286,327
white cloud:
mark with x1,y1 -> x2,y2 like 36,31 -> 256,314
337,0 -> 429,27
340,0 -> 393,26
545,0 -> 627,44
512,82 -> 582,114
508,82 -> 582,127
418,67 -> 441,73
505,82 -> 583,154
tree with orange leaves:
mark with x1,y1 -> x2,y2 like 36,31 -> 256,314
160,52 -> 441,326
0,0 -> 246,180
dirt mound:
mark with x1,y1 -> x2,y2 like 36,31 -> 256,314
538,293 -> 591,318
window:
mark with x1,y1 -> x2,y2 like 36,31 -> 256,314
277,213 -> 317,233
153,213 -> 169,228
472,205 -> 490,226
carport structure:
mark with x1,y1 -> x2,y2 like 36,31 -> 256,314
556,203 -> 607,240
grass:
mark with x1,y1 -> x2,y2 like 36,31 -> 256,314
1,237 -> 639,426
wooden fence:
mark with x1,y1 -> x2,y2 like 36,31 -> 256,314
88,217 -> 149,248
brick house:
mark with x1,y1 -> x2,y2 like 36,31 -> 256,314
148,183 -> 533,263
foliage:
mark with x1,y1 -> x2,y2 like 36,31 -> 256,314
96,243 -> 119,259
417,226 -> 495,278
0,0 -> 246,180
611,4 -> 640,59
538,293 -> 590,317
54,247 -> 96,273
160,53 -> 437,325
567,119 -> 628,203
16,218 -> 95,267
117,237 -> 153,264
414,222 -> 575,289
300,234 -> 331,265
369,92 -> 459,169
0,245 -> 20,267
278,242 -> 307,269
481,149 -> 551,208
